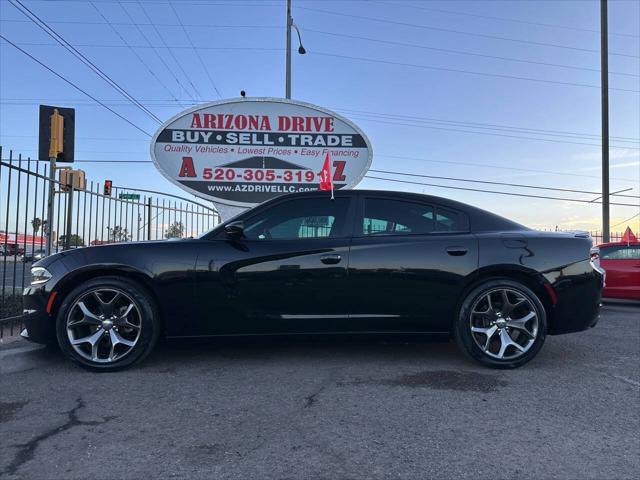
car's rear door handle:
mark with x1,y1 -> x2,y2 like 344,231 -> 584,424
320,254 -> 342,265
446,247 -> 468,256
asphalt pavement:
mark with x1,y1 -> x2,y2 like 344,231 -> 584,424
1,303 -> 638,479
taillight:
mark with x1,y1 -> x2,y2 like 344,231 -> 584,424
590,246 -> 605,285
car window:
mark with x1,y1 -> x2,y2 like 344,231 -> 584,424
362,198 -> 467,235
601,245 -> 640,260
434,207 -> 462,232
243,197 -> 350,240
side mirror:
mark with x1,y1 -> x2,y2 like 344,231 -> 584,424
224,220 -> 244,239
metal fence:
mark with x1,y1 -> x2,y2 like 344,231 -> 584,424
588,231 -> 629,245
538,228 -> 631,245
1,146 -> 219,337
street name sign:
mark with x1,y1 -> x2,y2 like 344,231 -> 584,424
119,193 -> 141,200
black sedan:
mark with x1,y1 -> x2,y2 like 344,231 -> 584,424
21,190 -> 603,370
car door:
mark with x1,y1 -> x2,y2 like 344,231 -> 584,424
194,194 -> 355,335
601,244 -> 640,300
347,195 -> 478,332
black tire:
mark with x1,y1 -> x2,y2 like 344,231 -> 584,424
56,276 -> 160,371
454,278 -> 547,369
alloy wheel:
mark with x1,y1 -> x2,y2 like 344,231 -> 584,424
66,288 -> 142,363
469,288 -> 538,360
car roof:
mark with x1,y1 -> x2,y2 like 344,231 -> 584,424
598,241 -> 640,248
261,188 -> 527,232
275,189 -> 475,211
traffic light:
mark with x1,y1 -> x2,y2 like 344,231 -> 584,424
104,180 -> 112,196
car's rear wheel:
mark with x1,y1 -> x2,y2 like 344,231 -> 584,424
454,278 -> 547,369
56,276 -> 160,371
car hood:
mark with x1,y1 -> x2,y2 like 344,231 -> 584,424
33,239 -> 194,268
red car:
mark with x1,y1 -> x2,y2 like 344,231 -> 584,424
597,240 -> 640,300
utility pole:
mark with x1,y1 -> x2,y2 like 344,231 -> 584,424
285,0 -> 292,99
601,0 -> 610,242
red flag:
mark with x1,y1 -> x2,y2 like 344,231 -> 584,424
622,226 -> 637,244
318,152 -> 334,199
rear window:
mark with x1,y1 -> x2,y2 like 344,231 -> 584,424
361,198 -> 468,236
600,245 -> 640,260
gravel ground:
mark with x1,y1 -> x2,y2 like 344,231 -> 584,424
1,302 -> 638,479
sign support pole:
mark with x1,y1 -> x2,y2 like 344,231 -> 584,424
45,109 -> 64,256
45,156 -> 56,256
147,197 -> 152,241
64,172 -> 74,250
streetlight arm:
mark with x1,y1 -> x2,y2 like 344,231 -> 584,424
292,22 -> 306,54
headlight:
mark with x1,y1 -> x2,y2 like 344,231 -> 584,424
30,267 -> 52,285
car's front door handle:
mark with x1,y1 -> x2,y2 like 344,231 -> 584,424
446,247 -> 468,256
320,254 -> 342,265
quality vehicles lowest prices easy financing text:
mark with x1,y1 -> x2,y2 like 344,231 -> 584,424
20,190 -> 603,371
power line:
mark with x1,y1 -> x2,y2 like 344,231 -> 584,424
4,148 -> 637,204
3,96 -> 636,144
297,6 -> 640,59
372,0 -> 640,39
89,1 -> 188,108
167,0 -> 222,99
42,0 -> 639,41
335,108 -> 640,143
310,51 -> 640,94
2,97 -> 639,150
0,18 -> 284,29
13,29 -> 640,80
9,0 -> 163,124
369,169 -> 639,199
610,213 -> 640,229
376,154 -> 638,183
8,0 -> 640,40
364,175 -> 639,207
12,40 -> 284,51
117,0 -> 202,101
1,133 -> 148,141
3,97 -> 637,149
343,112 -> 640,149
136,0 -> 203,101
0,35 -> 152,136
7,152 -> 640,202
10,35 -> 637,81
305,29 -> 639,78
5,16 -> 636,78
5,153 -> 635,186
72,160 -> 154,163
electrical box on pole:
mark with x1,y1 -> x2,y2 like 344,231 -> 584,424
38,105 -> 75,163
59,168 -> 86,192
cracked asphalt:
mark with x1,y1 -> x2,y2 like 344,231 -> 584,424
1,302 -> 638,479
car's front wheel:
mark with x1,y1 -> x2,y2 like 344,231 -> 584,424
56,276 -> 160,371
454,279 -> 547,369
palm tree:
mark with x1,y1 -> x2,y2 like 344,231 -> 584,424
31,217 -> 42,233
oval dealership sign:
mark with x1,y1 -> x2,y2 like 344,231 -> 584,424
150,98 -> 373,207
